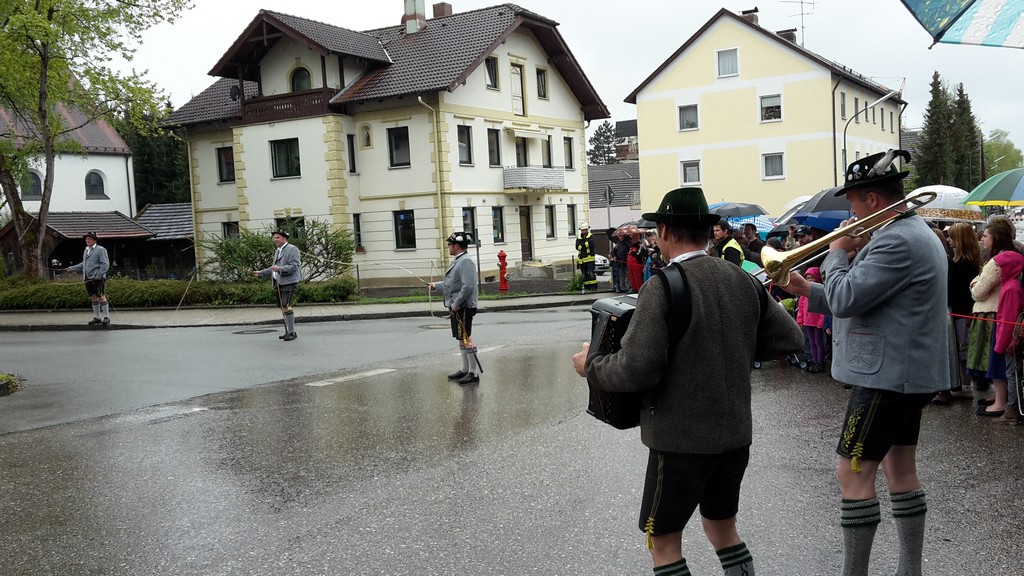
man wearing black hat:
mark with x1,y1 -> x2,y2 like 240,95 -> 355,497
66,232 -> 111,326
253,230 -> 302,341
781,150 -> 948,576
573,187 -> 802,576
430,231 -> 481,384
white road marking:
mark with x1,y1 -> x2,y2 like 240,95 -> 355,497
305,368 -> 396,387
451,345 -> 503,356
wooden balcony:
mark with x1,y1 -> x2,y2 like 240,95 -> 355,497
241,88 -> 336,123
502,166 -> 566,190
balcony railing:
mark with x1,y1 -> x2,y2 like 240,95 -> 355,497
241,88 -> 336,123
502,166 -> 566,190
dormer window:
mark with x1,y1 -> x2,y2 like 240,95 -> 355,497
291,68 -> 311,92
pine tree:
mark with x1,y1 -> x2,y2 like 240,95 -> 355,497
587,120 -> 618,165
950,83 -> 982,190
914,71 -> 955,187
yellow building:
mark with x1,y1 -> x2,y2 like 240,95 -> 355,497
626,8 -> 904,217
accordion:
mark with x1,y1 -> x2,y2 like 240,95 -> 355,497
586,295 -> 645,429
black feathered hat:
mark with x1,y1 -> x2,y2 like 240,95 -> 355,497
837,149 -> 911,196
271,230 -> 289,239
446,231 -> 473,247
83,232 -> 98,241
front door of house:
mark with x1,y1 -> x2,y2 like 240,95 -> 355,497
519,206 -> 532,261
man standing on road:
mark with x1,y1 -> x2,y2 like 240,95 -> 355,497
253,230 -> 302,341
430,231 -> 481,384
573,187 -> 803,576
781,150 -> 948,576
575,222 -> 598,293
66,232 -> 111,326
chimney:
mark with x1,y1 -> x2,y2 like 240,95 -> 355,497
402,0 -> 426,34
776,28 -> 797,42
740,7 -> 759,25
432,2 -> 452,18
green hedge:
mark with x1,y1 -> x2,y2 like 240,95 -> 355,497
0,275 -> 358,310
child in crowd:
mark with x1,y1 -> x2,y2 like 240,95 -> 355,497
796,267 -> 826,373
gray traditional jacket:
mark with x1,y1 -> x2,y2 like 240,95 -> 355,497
808,214 -> 949,394
442,252 -> 478,309
257,243 -> 302,286
67,245 -> 109,281
586,255 -> 804,454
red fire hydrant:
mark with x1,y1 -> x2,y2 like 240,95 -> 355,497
497,250 -> 509,295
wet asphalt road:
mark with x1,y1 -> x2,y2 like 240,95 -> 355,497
2,313 -> 1023,575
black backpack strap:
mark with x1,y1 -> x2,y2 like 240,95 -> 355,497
655,262 -> 691,348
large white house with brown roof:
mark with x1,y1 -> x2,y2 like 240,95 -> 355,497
167,1 -> 608,282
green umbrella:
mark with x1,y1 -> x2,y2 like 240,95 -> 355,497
963,168 -> 1024,206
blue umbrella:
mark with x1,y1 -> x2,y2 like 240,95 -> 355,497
900,0 -> 1024,49
792,209 -> 851,232
726,215 -> 774,233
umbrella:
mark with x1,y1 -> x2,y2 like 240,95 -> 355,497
789,186 -> 851,232
727,215 -> 774,233
766,220 -> 796,239
963,168 -> 1024,206
775,201 -> 807,225
911,184 -> 984,221
620,218 -> 657,229
709,202 -> 768,217
899,0 -> 1024,49
613,224 -> 640,237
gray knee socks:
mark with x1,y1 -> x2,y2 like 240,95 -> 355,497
283,310 -> 295,334
92,303 -> 101,318
841,497 -> 880,576
891,489 -> 927,576
653,558 -> 689,576
100,301 -> 109,318
460,349 -> 470,372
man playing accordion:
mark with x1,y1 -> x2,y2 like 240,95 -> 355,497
573,187 -> 802,576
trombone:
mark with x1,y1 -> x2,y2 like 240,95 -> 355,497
759,190 -> 937,287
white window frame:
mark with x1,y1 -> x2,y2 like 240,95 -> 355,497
680,160 -> 701,185
854,97 -> 860,123
457,125 -> 473,166
716,48 -> 738,78
484,57 -> 499,89
678,104 -> 699,131
759,94 -> 782,122
840,91 -> 847,119
762,153 -> 785,180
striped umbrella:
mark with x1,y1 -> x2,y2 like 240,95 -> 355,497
962,168 -> 1024,205
900,0 -> 1024,48
726,215 -> 775,233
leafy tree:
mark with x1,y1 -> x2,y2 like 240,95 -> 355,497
587,120 -> 618,165
0,0 -> 193,277
984,129 -> 1024,176
198,219 -> 355,283
950,83 -> 982,190
109,109 -> 190,211
913,71 -> 955,187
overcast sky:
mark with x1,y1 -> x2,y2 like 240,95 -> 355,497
125,0 -> 1024,147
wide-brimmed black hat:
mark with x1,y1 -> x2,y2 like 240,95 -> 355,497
83,232 -> 98,241
837,149 -> 911,196
446,231 -> 472,247
642,187 -> 721,227
271,230 -> 289,238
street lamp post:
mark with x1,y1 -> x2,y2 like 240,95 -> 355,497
842,88 -> 900,172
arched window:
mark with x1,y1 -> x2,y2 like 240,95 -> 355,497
20,172 -> 42,198
291,68 -> 311,92
85,171 -> 106,198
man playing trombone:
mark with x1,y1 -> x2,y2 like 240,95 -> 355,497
780,150 -> 948,576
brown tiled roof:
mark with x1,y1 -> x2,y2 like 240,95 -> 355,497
0,103 -> 131,155
266,11 -> 392,64
166,77 -> 258,126
42,212 -> 154,240
169,3 -> 608,127
134,203 -> 194,240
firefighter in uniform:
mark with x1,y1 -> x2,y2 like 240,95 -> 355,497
576,222 -> 598,293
